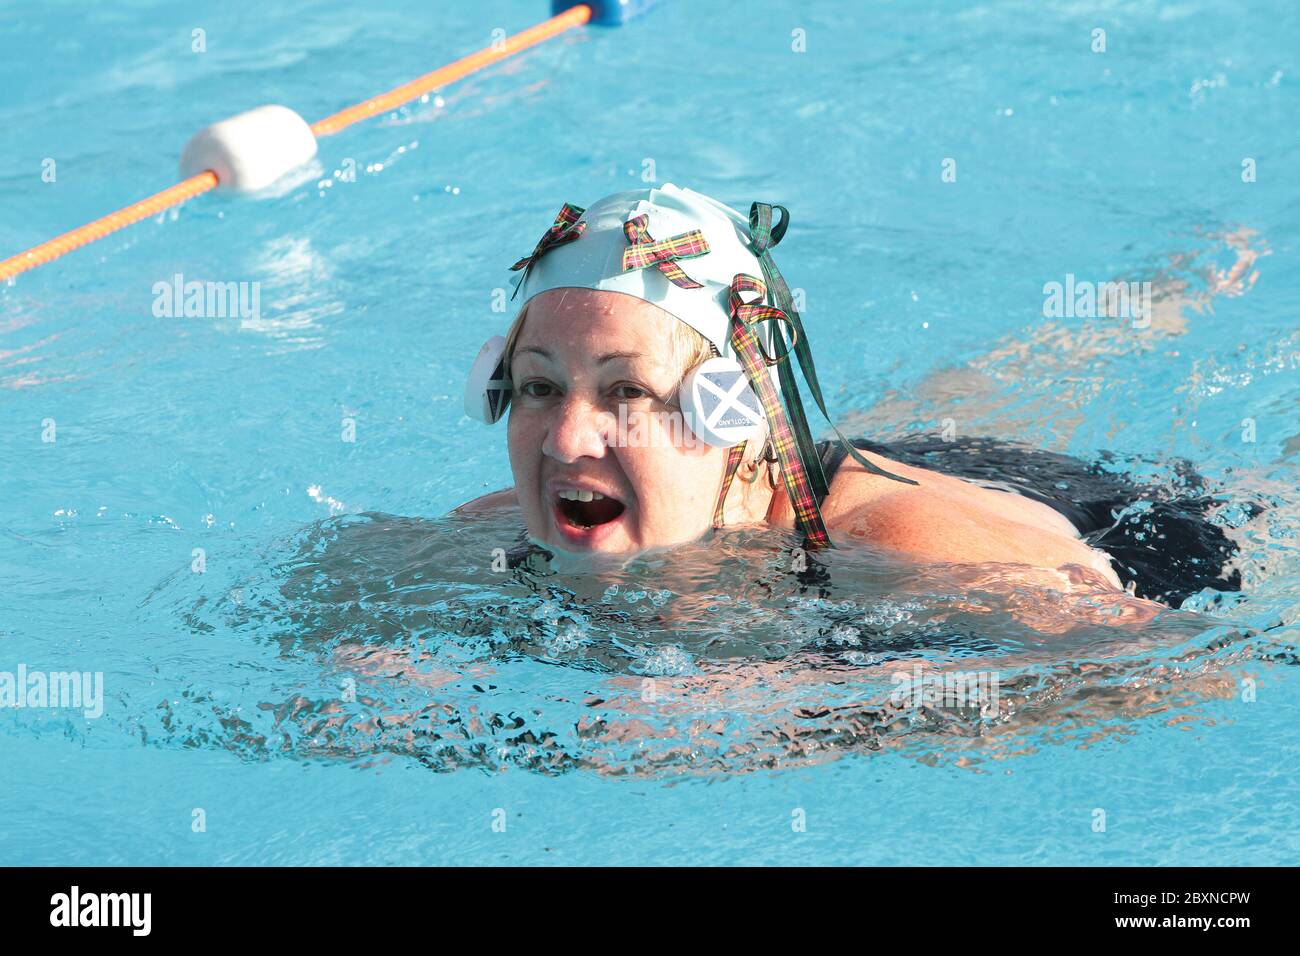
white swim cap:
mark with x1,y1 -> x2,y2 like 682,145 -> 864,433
511,182 -> 780,366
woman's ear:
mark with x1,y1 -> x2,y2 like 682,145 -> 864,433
755,436 -> 778,488
737,436 -> 775,485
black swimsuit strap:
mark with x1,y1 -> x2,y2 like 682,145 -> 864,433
813,439 -> 845,496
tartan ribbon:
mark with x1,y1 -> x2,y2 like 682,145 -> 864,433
726,274 -> 832,549
621,214 -> 709,289
743,204 -> 829,504
712,441 -> 749,529
509,202 -> 586,299
746,202 -> 917,490
728,278 -> 796,364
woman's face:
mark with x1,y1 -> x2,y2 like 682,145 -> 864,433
507,288 -> 726,555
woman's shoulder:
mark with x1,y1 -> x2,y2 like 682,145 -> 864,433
766,447 -> 925,530
819,448 -> 935,517
451,487 -> 518,514
818,454 -> 1122,584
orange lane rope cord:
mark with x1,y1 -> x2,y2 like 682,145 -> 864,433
0,3 -> 592,283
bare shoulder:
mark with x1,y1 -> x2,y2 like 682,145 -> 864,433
818,450 -> 1122,585
451,487 -> 518,515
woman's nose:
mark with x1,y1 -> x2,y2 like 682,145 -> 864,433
542,396 -> 614,463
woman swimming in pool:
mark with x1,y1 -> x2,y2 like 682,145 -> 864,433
459,184 -> 1243,609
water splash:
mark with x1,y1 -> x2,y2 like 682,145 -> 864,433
115,508 -> 1295,779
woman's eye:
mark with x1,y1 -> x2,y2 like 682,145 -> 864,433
519,381 -> 556,398
612,384 -> 650,401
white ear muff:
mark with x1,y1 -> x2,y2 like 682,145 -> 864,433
680,356 -> 767,447
464,335 -> 511,424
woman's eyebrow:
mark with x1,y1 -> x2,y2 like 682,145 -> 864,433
513,346 -> 646,364
596,350 -> 644,364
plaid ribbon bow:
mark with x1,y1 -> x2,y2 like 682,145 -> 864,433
725,274 -> 831,549
728,277 -> 797,365
509,202 -> 586,298
621,214 -> 710,289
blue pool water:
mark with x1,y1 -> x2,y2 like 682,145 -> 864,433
2,0 -> 1298,865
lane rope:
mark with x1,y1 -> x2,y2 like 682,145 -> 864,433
0,3 -> 593,283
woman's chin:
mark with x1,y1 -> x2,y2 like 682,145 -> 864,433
530,529 -> 642,572
547,531 -> 637,558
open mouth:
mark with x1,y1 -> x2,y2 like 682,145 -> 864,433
555,488 -> 626,531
